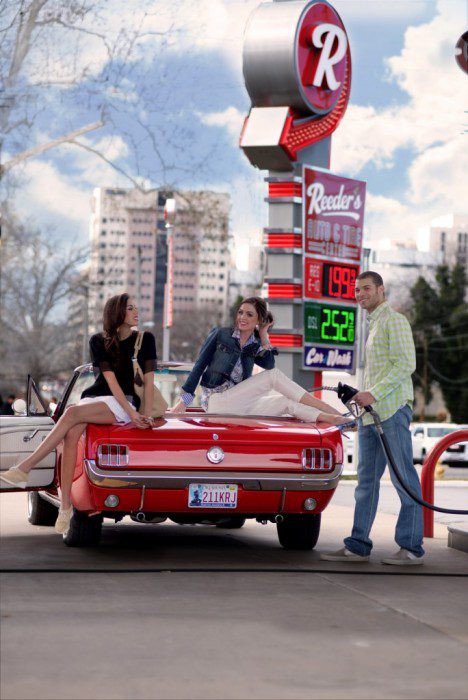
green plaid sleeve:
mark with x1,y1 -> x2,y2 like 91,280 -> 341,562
369,314 -> 416,402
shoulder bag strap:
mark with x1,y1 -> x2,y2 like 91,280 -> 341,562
133,331 -> 144,359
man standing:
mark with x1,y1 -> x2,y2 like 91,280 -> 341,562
321,271 -> 424,565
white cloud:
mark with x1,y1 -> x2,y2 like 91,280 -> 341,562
332,0 -> 467,246
335,0 -> 432,22
198,107 -> 245,141
15,160 -> 90,232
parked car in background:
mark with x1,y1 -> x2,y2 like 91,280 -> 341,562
341,431 -> 355,468
0,363 -> 346,550
411,423 -> 460,463
441,428 -> 468,467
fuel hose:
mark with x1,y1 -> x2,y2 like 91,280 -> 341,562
317,383 -> 468,516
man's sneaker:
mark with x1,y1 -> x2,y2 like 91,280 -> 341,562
55,507 -> 73,535
381,548 -> 424,566
0,466 -> 29,488
320,547 -> 370,562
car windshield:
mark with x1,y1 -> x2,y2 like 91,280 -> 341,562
427,427 -> 457,438
155,369 -> 203,408
64,368 -> 203,410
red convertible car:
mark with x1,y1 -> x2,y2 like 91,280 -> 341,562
0,364 -> 345,549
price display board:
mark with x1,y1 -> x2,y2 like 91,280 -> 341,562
304,301 -> 356,347
304,259 -> 359,302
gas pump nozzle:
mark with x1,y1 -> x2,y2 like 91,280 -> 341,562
336,382 -> 372,418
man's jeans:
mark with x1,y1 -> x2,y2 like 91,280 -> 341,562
344,405 -> 425,557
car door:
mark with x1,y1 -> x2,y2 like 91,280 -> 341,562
0,376 -> 56,491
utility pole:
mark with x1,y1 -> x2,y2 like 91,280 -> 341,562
136,244 -> 142,314
82,285 -> 89,364
162,198 -> 176,362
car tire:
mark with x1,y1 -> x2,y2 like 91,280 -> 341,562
215,516 -> 246,529
63,510 -> 103,547
27,492 -> 57,526
277,514 -> 321,550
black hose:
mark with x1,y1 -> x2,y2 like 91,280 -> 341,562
331,383 -> 468,515
378,428 -> 468,515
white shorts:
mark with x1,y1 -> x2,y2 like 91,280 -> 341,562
78,396 -> 135,424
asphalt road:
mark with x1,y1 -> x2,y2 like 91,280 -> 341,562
1,487 -> 467,700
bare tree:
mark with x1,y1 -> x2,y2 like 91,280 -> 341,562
0,0 -> 216,186
169,305 -> 227,363
0,208 -> 87,390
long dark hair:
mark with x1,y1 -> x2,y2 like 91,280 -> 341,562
234,296 -> 274,339
102,293 -> 130,361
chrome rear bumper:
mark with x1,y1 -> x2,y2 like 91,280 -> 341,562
84,460 -> 343,491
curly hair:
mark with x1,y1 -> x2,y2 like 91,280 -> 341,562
234,296 -> 274,338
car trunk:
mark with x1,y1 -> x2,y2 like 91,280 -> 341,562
86,414 -> 325,473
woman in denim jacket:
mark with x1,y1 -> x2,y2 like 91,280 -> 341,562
172,297 -> 353,426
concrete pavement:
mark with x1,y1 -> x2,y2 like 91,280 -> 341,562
1,490 -> 467,699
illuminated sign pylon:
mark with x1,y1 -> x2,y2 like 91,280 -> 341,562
240,0 -> 366,387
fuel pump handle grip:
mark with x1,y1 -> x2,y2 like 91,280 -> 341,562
337,382 -> 373,412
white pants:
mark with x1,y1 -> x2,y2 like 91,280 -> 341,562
207,368 -> 321,421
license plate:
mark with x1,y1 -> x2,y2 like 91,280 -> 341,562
188,483 -> 238,509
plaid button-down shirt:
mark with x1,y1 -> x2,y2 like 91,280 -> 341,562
362,301 -> 415,425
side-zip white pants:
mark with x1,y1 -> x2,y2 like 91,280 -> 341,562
207,368 -> 321,421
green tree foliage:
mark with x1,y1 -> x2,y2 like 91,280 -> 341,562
410,264 -> 468,422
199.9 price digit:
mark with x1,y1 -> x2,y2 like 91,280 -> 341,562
326,264 -> 357,300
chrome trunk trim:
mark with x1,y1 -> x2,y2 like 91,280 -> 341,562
85,460 -> 343,491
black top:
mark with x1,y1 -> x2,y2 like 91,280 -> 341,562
81,331 -> 157,409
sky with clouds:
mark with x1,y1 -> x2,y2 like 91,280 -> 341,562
5,0 -> 467,260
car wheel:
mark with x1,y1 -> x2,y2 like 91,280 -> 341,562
277,514 -> 321,550
215,516 -> 246,529
63,510 -> 103,547
27,492 -> 57,526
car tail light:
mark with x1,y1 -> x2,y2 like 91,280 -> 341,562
302,448 -> 334,471
97,444 -> 129,467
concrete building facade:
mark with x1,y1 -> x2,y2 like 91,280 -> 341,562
88,187 -> 230,333
430,214 -> 468,271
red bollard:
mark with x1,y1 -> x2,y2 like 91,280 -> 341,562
420,429 -> 468,538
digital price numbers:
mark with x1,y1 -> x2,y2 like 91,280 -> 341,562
304,259 -> 359,302
304,301 -> 356,347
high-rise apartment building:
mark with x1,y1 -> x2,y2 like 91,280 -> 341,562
88,187 -> 230,332
430,214 -> 468,271
172,191 -> 230,316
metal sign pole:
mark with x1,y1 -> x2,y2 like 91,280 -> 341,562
162,199 -> 176,362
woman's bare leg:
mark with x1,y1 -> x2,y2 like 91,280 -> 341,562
15,403 -> 116,474
298,393 -> 342,416
60,423 -> 87,509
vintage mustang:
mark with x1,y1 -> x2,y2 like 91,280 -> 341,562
0,363 -> 346,549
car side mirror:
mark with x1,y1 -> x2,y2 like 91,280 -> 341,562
12,399 -> 27,415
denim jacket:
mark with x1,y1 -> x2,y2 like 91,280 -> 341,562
181,326 -> 278,396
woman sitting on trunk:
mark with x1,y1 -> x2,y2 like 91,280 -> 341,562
171,296 -> 353,427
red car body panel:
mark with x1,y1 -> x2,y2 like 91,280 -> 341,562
52,413 -> 344,518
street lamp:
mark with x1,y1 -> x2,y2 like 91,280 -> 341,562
163,198 -> 176,361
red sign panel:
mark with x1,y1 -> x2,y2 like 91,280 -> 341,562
303,167 -> 366,262
304,259 -> 359,302
296,2 -> 349,115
